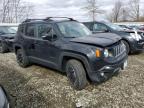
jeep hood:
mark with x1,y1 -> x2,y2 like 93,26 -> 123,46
70,33 -> 121,47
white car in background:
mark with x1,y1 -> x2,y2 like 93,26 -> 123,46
0,23 -> 19,53
0,23 -> 19,31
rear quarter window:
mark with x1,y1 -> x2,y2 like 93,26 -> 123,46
25,24 -> 35,37
18,25 -> 25,33
83,22 -> 93,31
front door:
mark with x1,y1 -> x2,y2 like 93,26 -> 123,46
34,23 -> 59,68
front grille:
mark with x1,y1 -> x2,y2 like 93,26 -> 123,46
108,41 -> 126,58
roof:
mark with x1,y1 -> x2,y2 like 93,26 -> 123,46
22,17 -> 77,24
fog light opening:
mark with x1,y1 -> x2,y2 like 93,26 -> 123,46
100,72 -> 104,76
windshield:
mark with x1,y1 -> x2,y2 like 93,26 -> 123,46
0,26 -> 17,34
107,23 -> 123,31
57,21 -> 92,37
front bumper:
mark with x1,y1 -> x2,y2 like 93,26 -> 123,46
130,39 -> 144,52
86,54 -> 128,83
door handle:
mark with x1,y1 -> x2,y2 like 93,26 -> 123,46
31,43 -> 35,49
34,41 -> 38,44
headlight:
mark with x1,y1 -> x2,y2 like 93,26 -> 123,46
104,49 -> 109,58
130,31 -> 142,41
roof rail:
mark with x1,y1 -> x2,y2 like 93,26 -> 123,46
44,17 -> 75,21
22,19 -> 43,23
22,17 -> 76,23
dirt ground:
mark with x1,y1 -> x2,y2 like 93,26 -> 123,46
0,53 -> 144,108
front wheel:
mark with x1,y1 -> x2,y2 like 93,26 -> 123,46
66,59 -> 87,90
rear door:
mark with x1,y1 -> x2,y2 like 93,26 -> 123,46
23,24 -> 36,56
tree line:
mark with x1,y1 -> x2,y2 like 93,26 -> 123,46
84,0 -> 144,22
0,0 -> 143,23
0,0 -> 34,23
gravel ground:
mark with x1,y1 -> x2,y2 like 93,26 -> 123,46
0,53 -> 144,108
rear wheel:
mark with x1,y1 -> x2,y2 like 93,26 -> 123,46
66,59 -> 87,90
122,40 -> 130,54
16,49 -> 30,68
0,42 -> 8,53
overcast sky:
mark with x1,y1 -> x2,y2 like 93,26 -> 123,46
23,0 -> 144,22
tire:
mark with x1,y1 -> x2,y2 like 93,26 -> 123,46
0,41 -> 8,53
122,40 -> 130,54
16,49 -> 30,68
66,59 -> 87,90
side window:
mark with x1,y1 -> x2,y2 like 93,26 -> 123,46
93,23 -> 108,31
37,24 -> 53,39
25,24 -> 35,37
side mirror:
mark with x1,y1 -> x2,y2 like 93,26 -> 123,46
42,34 -> 52,41
52,34 -> 58,41
42,34 -> 57,41
0,86 -> 9,108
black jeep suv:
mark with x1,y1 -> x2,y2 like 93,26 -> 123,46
14,17 -> 127,90
83,21 -> 144,53
0,26 -> 17,53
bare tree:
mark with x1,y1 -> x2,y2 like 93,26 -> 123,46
105,12 -> 113,22
119,6 -> 130,22
17,2 -> 34,22
0,0 -> 34,23
0,0 -> 10,22
105,0 -> 123,22
128,0 -> 140,21
83,0 -> 103,21
112,0 -> 123,22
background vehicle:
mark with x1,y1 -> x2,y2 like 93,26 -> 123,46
84,21 -> 144,54
14,17 -> 127,90
0,24 -> 18,53
0,85 -> 9,108
138,25 -> 144,31
118,25 -> 132,31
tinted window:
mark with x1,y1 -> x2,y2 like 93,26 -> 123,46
93,23 -> 108,31
25,24 -> 35,37
37,24 -> 52,39
84,22 -> 93,31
